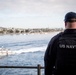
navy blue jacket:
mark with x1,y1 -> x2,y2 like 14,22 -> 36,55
44,29 -> 76,75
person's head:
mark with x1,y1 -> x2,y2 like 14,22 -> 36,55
64,12 -> 76,29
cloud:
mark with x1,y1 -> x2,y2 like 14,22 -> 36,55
0,0 -> 76,29
0,0 -> 76,15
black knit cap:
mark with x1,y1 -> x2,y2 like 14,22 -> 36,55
64,12 -> 76,22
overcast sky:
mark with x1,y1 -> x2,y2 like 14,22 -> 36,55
0,0 -> 76,28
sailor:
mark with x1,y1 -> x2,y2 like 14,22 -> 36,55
44,12 -> 76,75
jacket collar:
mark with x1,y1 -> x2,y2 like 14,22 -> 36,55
64,29 -> 76,34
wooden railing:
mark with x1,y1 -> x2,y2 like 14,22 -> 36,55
0,64 -> 44,75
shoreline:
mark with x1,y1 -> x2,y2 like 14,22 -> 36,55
0,27 -> 64,35
0,31 -> 63,36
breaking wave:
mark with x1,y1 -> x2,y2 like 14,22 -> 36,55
13,46 -> 47,54
0,46 -> 47,55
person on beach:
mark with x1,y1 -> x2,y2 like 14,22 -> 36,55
44,12 -> 76,75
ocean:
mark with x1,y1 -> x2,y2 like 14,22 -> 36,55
0,32 -> 59,75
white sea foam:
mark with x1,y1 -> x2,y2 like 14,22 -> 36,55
13,46 -> 47,54
0,46 -> 47,56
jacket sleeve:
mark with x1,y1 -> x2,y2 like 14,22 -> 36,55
44,33 -> 62,75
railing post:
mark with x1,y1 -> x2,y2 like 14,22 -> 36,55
37,64 -> 41,75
